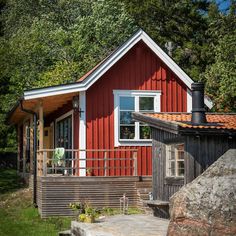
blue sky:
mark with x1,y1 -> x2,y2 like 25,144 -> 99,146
216,0 -> 231,11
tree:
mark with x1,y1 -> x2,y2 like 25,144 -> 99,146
203,2 -> 236,111
121,0 -> 210,80
0,0 -> 137,151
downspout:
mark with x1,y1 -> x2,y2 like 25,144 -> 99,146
20,100 -> 38,207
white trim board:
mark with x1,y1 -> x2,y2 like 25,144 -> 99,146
79,91 -> 86,176
23,29 -> 212,109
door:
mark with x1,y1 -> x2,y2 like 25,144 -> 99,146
56,115 -> 73,171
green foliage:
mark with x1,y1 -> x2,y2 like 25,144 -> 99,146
204,34 -> 236,111
102,207 -> 114,215
0,0 -> 136,150
121,0 -> 210,80
0,0 -> 235,150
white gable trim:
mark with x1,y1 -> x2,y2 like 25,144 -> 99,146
23,29 -> 212,109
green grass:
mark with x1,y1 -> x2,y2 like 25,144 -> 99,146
0,168 -> 71,236
0,168 -> 24,194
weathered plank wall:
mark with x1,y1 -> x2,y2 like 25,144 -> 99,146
152,129 -> 183,201
37,176 -> 142,218
184,134 -> 236,183
152,126 -> 236,202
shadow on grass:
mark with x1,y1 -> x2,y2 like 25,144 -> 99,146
0,168 -> 71,236
0,168 -> 25,194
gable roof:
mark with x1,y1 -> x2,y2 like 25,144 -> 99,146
133,112 -> 236,134
22,29 -> 212,108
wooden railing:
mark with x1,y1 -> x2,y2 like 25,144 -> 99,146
37,149 -> 138,177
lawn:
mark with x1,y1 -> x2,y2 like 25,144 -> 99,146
0,168 -> 71,236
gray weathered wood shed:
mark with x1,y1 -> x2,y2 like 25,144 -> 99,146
133,112 -> 236,202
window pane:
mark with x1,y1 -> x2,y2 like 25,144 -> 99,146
177,161 -> 184,170
169,147 -> 175,160
120,111 -> 134,124
170,161 -> 175,176
140,125 -> 151,139
177,144 -> 184,160
139,97 -> 154,111
120,97 -> 134,110
120,126 -> 135,139
177,161 -> 184,176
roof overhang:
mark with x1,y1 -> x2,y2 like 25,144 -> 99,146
7,92 -> 78,125
22,29 -> 213,109
132,112 -> 236,136
132,112 -> 180,134
8,29 -> 214,124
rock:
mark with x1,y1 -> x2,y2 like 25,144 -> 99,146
58,230 -> 71,236
167,149 -> 236,236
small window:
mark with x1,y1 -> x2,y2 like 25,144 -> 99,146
113,90 -> 161,146
166,143 -> 185,177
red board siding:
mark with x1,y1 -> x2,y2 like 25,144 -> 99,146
86,41 -> 187,176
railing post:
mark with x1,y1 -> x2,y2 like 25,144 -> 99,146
43,151 -> 47,176
75,151 -> 78,176
104,151 -> 108,177
133,151 -> 138,176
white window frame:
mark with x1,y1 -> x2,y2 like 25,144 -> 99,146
166,143 -> 185,178
113,90 -> 161,146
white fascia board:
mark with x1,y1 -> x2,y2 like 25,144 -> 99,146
187,89 -> 192,113
81,30 -> 144,89
140,31 -> 193,89
24,83 -> 85,100
204,96 -> 213,109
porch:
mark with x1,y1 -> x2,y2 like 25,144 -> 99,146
11,91 -> 152,217
23,148 -> 151,218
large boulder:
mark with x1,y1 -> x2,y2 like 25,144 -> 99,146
167,149 -> 236,236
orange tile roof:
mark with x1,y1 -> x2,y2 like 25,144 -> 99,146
146,113 -> 236,130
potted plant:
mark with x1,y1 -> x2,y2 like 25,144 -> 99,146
141,126 -> 151,139
122,127 -> 130,139
86,167 -> 93,176
53,148 -> 65,168
84,205 -> 97,223
69,201 -> 85,220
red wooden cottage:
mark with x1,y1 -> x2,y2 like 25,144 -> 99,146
7,29 -> 212,217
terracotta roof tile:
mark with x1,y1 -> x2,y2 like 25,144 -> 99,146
146,113 -> 236,130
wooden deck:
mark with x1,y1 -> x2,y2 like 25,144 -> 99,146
37,176 -> 151,218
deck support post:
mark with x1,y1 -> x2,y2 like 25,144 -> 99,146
30,116 -> 34,174
104,151 -> 108,176
23,122 -> 26,177
133,151 -> 138,176
17,125 -> 21,174
38,103 -> 44,176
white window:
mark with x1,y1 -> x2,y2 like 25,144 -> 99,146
113,90 -> 161,146
166,143 -> 185,177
